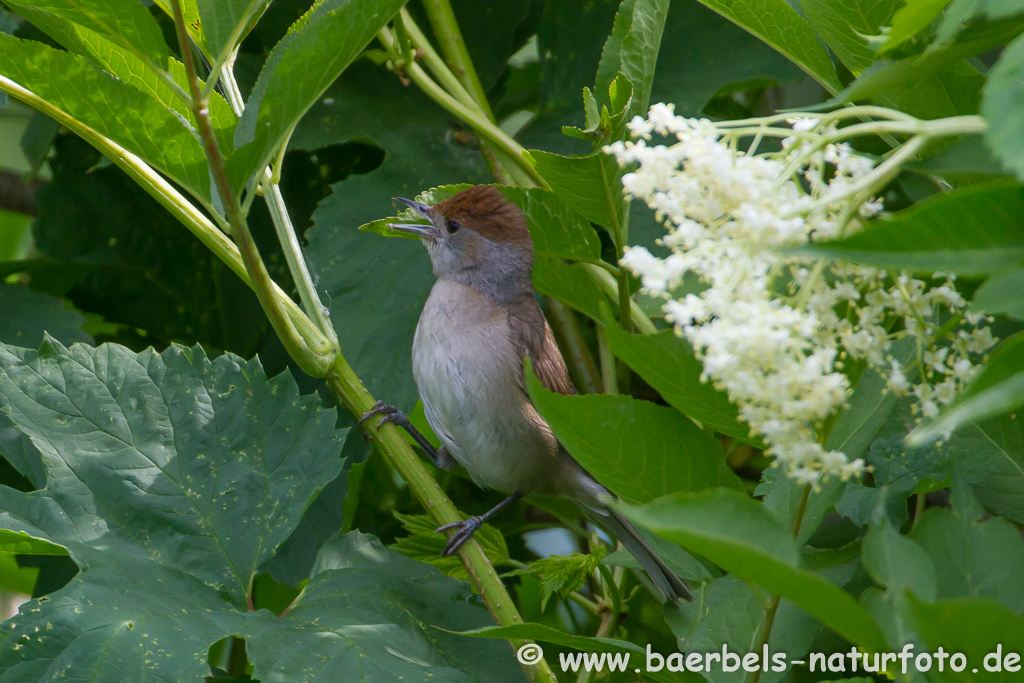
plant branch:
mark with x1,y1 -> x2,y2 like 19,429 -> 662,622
420,0 -> 493,120
377,27 -> 545,188
584,263 -> 657,334
171,0 -> 328,377
219,65 -> 337,343
747,485 -> 812,683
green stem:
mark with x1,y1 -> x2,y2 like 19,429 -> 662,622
420,0 -> 493,119
596,326 -> 619,395
747,485 -> 811,683
546,299 -> 601,394
377,27 -> 546,187
171,0 -> 327,377
218,65 -> 337,343
584,263 -> 657,335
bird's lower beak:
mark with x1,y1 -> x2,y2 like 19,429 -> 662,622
388,222 -> 439,239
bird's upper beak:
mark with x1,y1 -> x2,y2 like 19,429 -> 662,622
388,197 -> 439,239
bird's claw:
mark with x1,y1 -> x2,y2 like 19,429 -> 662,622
358,400 -> 404,430
435,516 -> 484,557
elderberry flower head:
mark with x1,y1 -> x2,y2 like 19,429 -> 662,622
606,105 -> 996,483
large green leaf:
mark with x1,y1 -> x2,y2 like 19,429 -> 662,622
0,284 -> 90,349
7,0 -> 170,67
837,17 -> 1024,104
796,180 -> 1024,275
799,0 -> 899,73
0,533 -> 522,682
627,489 -> 888,652
0,340 -> 345,602
533,257 -> 612,321
971,413 -> 1024,524
525,364 -> 742,505
302,63 -> 489,409
972,267 -> 1024,320
910,506 -> 1024,612
245,532 -> 526,683
602,325 -> 757,444
197,0 -> 270,61
693,0 -> 842,93
527,150 -> 624,230
861,519 -> 937,601
0,33 -> 211,200
7,5 -> 237,158
982,33 -> 1024,182
595,0 -> 670,117
910,596 -> 1024,683
230,0 -> 406,189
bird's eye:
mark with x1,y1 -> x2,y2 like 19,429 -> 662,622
446,220 -> 460,234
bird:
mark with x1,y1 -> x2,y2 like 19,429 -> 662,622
359,185 -> 691,603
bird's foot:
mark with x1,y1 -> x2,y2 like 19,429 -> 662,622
358,400 -> 404,430
435,516 -> 484,557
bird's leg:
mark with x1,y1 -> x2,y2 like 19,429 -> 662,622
358,400 -> 454,470
435,492 -> 524,557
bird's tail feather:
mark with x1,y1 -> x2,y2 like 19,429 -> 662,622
581,503 -> 692,603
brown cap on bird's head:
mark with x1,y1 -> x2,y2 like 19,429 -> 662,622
434,185 -> 531,246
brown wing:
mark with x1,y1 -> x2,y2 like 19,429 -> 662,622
507,298 -> 577,396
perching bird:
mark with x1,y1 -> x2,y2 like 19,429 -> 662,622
360,185 -> 691,603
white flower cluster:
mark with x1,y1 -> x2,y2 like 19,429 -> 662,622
606,104 -> 995,485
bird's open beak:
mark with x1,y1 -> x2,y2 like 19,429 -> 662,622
388,197 -> 438,239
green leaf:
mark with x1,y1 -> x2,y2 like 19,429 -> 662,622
911,507 -> 1024,611
230,0 -> 405,189
525,365 -> 743,505
390,511 -> 509,581
246,532 -> 526,683
909,135 -> 1013,183
982,33 -> 1024,182
602,325 -> 758,445
8,5 -> 237,157
972,268 -> 1024,320
861,519 -> 937,600
910,333 -> 1024,444
7,0 -> 170,68
527,150 -> 624,230
0,533 -> 522,682
0,529 -> 65,556
796,180 -> 1024,275
0,33 -> 212,200
0,284 -> 90,348
508,547 -> 606,611
533,257 -> 613,321
627,489 -> 889,652
197,0 -> 270,61
909,596 -> 1024,683
757,467 -> 843,545
693,0 -> 842,93
595,0 -> 670,117
0,340 -> 345,602
824,339 -> 915,463
649,0 -> 805,116
302,64 -> 488,409
880,0 -> 952,53
799,0 -> 899,73
971,413 -> 1024,524
458,622 -> 701,683
838,18 -> 1024,104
